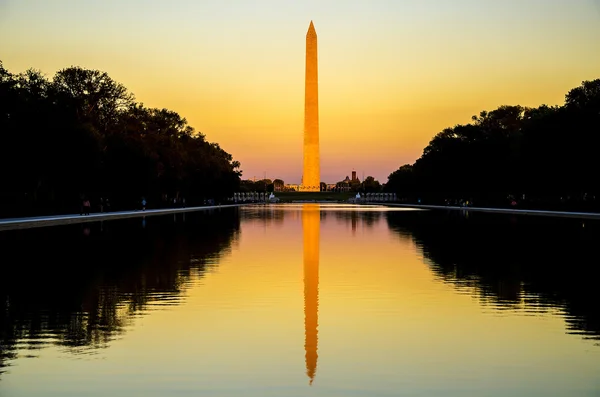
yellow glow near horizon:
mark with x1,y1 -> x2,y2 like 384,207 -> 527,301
1,0 -> 600,183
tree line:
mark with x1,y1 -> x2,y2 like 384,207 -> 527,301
236,176 -> 384,193
0,61 -> 241,217
239,178 -> 284,193
385,79 -> 600,211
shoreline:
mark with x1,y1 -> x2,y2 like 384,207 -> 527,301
378,202 -> 600,220
3,201 -> 600,231
0,204 -> 246,231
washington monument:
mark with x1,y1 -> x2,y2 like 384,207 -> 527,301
301,21 -> 320,192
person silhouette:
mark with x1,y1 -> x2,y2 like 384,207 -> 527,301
83,198 -> 91,215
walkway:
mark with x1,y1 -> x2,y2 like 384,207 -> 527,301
3,202 -> 599,232
379,202 -> 600,220
0,204 -> 245,231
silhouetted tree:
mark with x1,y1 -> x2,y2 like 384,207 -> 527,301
273,179 -> 284,191
360,176 -> 381,193
0,62 -> 241,217
385,79 -> 600,210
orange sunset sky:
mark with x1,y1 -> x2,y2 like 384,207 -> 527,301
1,0 -> 599,184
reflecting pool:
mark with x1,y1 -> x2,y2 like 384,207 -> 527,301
0,204 -> 599,396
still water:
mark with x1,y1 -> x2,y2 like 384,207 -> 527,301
0,204 -> 599,396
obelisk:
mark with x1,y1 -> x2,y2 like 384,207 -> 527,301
302,203 -> 320,385
302,21 -> 320,192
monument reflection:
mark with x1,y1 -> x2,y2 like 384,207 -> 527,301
302,204 -> 320,385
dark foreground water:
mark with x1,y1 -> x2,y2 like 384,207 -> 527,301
0,204 -> 599,396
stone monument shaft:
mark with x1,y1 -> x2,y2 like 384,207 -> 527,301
302,21 -> 320,191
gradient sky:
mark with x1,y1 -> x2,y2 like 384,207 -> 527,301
1,0 -> 600,184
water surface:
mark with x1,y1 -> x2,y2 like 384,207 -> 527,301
0,204 -> 599,396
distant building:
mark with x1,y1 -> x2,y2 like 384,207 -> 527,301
285,184 -> 300,192
335,176 -> 352,191
333,171 -> 362,192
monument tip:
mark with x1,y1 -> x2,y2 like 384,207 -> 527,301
308,20 -> 316,34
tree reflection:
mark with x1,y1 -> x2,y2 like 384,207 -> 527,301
332,209 -> 382,229
0,208 -> 240,374
238,205 -> 384,231
239,206 -> 286,226
386,210 -> 600,342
